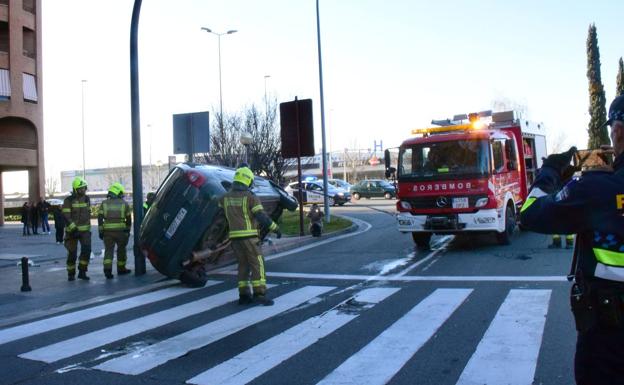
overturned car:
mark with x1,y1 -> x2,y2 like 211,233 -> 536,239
139,163 -> 298,286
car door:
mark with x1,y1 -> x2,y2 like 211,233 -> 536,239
306,183 -> 324,204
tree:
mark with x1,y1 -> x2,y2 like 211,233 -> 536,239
616,57 -> 624,97
45,177 -> 59,197
586,23 -> 610,149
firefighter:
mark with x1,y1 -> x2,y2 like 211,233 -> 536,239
98,182 -> 132,279
218,167 -> 281,306
143,192 -> 155,215
62,177 -> 92,281
520,94 -> 624,384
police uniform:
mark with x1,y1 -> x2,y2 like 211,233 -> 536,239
521,150 -> 624,382
63,177 -> 92,281
218,167 -> 280,305
98,183 -> 132,279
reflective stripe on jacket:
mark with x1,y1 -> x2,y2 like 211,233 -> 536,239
98,197 -> 131,232
520,154 -> 624,282
62,194 -> 91,232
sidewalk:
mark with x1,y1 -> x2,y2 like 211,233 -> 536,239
0,220 -> 356,327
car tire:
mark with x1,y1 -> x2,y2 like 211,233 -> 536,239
496,204 -> 516,245
353,193 -> 360,200
384,192 -> 392,200
412,232 -> 432,250
329,197 -> 335,206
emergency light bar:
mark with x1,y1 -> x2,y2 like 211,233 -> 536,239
411,123 -> 477,135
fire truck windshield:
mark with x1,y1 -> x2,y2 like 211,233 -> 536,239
398,139 -> 490,180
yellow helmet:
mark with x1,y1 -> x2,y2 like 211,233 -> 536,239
233,167 -> 254,187
108,182 -> 125,196
72,177 -> 88,191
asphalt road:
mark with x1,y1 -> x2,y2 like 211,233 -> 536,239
0,199 -> 577,385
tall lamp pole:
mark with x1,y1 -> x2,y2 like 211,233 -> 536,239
81,79 -> 87,178
316,0 -> 330,222
200,27 -> 237,130
264,74 -> 271,113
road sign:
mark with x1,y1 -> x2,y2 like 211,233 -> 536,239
172,112 -> 210,159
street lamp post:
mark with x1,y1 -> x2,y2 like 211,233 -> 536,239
240,132 -> 252,165
81,79 -> 87,178
316,0 -> 330,222
200,27 -> 237,130
263,74 -> 271,113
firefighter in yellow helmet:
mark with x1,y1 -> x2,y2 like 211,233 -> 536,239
218,167 -> 281,305
98,183 -> 132,279
62,177 -> 92,281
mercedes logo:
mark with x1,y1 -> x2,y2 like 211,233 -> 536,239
435,196 -> 448,208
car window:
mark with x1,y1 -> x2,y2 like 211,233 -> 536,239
310,183 -> 323,192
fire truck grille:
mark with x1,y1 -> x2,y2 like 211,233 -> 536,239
405,194 -> 488,209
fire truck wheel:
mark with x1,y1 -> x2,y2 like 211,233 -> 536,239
353,193 -> 361,200
496,205 -> 516,245
412,232 -> 431,250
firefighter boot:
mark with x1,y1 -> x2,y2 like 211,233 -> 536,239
253,293 -> 274,306
104,269 -> 114,279
548,236 -> 562,249
68,273 -> 75,281
238,293 -> 253,305
77,270 -> 90,280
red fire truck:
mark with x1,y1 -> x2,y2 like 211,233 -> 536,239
384,110 -> 547,249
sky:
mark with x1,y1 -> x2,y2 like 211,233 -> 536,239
3,0 -> 624,193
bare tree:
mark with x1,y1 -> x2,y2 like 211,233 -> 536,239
491,96 -> 529,119
45,177 -> 59,197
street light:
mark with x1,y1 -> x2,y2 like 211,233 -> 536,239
200,27 -> 237,130
240,131 -> 252,164
264,74 -> 271,113
155,160 -> 162,187
81,79 -> 87,178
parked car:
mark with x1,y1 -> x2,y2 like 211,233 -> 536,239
285,180 -> 351,206
326,178 -> 352,192
350,179 -> 396,200
139,163 -> 298,286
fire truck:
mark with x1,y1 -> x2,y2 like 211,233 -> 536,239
384,110 -> 547,249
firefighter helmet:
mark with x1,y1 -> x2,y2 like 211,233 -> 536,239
233,167 -> 254,187
108,182 -> 125,197
72,177 -> 88,191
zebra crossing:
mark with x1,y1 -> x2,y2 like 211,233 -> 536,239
1,281 -> 556,384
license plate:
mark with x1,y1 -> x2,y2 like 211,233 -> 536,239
452,197 -> 469,209
165,207 -> 187,239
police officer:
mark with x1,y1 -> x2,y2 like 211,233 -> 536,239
520,95 -> 624,384
218,167 -> 281,306
98,183 -> 132,279
62,177 -> 92,281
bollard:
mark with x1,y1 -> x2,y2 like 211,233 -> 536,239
20,257 -> 32,292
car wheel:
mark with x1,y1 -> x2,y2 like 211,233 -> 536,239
496,204 -> 516,245
353,193 -> 360,200
384,192 -> 392,200
329,197 -> 335,206
412,232 -> 431,250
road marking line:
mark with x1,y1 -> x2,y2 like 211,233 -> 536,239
456,289 -> 551,385
20,284 -> 243,363
317,288 -> 473,385
186,287 -> 400,385
393,235 -> 453,277
217,271 -> 568,282
0,280 -> 220,346
211,216 -> 372,274
94,285 -> 336,375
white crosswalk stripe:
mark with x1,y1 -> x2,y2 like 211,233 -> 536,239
0,280 -> 219,346
94,285 -> 336,375
456,289 -> 551,385
186,287 -> 401,385
317,288 -> 473,385
6,284 -> 555,384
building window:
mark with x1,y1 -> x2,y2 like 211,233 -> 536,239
0,0 -> 8,6
23,72 -> 37,102
0,21 -> 7,53
23,0 -> 35,14
0,68 -> 10,100
23,27 -> 35,59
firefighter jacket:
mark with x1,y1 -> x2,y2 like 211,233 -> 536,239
218,182 -> 278,239
520,153 -> 624,283
97,196 -> 131,232
62,194 -> 91,233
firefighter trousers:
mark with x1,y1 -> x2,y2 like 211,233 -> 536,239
231,237 -> 267,296
65,231 -> 91,275
103,231 -> 129,272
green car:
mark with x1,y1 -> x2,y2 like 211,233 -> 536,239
351,179 -> 396,200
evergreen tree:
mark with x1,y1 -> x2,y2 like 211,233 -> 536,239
616,57 -> 624,97
586,24 -> 610,149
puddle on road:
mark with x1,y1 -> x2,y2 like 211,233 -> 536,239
55,340 -> 156,374
362,258 -> 411,275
